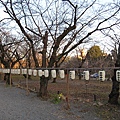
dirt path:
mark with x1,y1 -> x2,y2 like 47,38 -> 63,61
0,81 -> 102,120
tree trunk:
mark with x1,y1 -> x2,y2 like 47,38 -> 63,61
108,44 -> 120,105
39,76 -> 48,97
39,31 -> 48,97
4,73 -> 12,85
108,75 -> 119,105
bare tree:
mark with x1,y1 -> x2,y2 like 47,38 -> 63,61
108,47 -> 120,104
0,29 -> 28,84
0,0 -> 120,97
102,33 -> 120,105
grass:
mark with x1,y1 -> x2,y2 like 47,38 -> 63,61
11,75 -> 112,102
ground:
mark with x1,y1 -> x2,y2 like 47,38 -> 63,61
1,74 -> 120,120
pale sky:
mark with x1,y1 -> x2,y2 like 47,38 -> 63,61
0,0 -> 119,54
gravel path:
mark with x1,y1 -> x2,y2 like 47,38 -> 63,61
0,82 -> 101,120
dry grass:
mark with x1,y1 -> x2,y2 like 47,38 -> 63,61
11,74 -> 116,103
11,74 -> 120,120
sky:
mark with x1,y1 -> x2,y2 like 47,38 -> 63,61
0,0 -> 119,54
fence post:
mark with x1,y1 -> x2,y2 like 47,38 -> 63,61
66,69 -> 70,109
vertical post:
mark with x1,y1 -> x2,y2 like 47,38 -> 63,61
85,83 -> 88,94
10,66 -> 12,87
26,69 -> 29,95
26,54 -> 29,95
66,69 -> 70,109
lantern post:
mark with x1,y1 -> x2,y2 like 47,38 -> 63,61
66,69 -> 70,109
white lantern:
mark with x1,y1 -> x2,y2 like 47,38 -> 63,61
2,69 -> 4,73
59,70 -> 65,79
11,69 -> 15,74
17,69 -> 21,74
3,69 -> 8,73
28,69 -> 32,75
3,69 -> 10,73
6,69 -> 10,73
14,69 -> 20,74
44,70 -> 49,77
13,69 -> 16,74
99,71 -> 105,81
51,70 -> 56,78
14,69 -> 17,74
69,71 -> 75,80
22,69 -> 27,74
83,71 -> 89,80
2,69 -> 5,73
38,70 -> 43,77
33,70 -> 37,76
0,69 -> 3,73
43,71 -> 44,75
116,70 -> 120,82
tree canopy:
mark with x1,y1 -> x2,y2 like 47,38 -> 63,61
0,0 -> 120,69
88,45 -> 103,59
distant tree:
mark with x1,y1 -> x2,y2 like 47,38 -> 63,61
61,56 -> 81,68
88,45 -> 103,59
0,29 -> 27,84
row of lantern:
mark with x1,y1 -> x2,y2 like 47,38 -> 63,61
83,70 -> 120,82
0,68 -> 120,82
0,69 -> 66,79
82,71 -> 106,81
0,69 -> 108,80
0,68 -> 75,79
